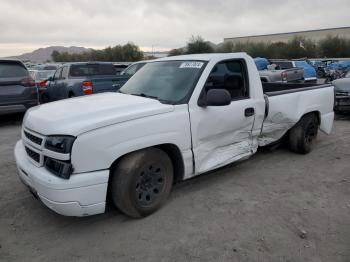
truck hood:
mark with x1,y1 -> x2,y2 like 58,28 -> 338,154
24,93 -> 174,136
333,78 -> 350,92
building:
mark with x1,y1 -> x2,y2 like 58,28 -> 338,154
224,26 -> 350,44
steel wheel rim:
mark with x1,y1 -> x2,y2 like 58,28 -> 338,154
135,164 -> 165,207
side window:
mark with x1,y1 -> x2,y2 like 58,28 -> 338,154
61,67 -> 69,79
53,68 -> 62,80
204,60 -> 249,100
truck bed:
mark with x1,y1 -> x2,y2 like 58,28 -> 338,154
262,82 -> 332,96
259,82 -> 334,146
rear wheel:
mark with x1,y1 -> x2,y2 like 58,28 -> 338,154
289,114 -> 319,154
111,148 -> 173,218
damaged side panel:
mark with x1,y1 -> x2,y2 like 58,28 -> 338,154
259,87 -> 334,146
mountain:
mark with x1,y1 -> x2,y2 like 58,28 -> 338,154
7,46 -> 92,63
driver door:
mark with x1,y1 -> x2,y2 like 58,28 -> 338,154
189,59 -> 256,174
47,67 -> 62,101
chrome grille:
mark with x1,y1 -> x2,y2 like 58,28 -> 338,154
24,130 -> 43,146
25,146 -> 40,163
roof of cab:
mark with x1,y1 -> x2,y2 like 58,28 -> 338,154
155,52 -> 249,62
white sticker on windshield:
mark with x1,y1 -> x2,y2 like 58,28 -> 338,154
179,62 -> 204,69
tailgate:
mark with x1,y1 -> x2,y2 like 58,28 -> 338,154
0,77 -> 35,103
91,76 -> 129,93
285,68 -> 304,82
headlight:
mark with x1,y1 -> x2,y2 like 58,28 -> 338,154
45,136 -> 75,154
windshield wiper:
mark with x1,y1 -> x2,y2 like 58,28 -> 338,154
131,93 -> 159,100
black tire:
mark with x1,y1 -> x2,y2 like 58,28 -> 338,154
111,148 -> 173,218
289,114 -> 319,154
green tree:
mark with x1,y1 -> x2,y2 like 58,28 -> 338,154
51,43 -> 144,62
186,35 -> 214,54
318,35 -> 350,58
168,48 -> 184,56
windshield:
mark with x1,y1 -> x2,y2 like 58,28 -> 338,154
119,60 -> 206,104
37,70 -> 55,80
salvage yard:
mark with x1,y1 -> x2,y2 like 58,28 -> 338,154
0,113 -> 349,262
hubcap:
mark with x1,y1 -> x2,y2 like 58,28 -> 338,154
135,164 -> 165,207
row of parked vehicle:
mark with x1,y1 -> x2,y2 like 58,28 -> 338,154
254,57 -> 317,83
0,60 -> 145,115
1,55 -> 349,117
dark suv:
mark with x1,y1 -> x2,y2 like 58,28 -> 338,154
0,60 -> 38,115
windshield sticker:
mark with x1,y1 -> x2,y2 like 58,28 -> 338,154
179,62 -> 204,69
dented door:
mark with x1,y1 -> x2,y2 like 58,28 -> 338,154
190,99 -> 256,175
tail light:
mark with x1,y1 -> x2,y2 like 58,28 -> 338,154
21,77 -> 36,87
82,81 -> 93,95
38,80 -> 47,88
281,71 -> 288,82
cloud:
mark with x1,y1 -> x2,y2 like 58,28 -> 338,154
0,0 -> 349,56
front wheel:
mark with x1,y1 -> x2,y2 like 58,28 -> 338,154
289,114 -> 319,154
111,148 -> 173,218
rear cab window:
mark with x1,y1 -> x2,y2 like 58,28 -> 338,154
69,64 -> 116,77
273,61 -> 293,69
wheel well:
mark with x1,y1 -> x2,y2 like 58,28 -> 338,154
106,144 -> 185,209
109,144 -> 185,184
155,144 -> 185,184
303,111 -> 321,125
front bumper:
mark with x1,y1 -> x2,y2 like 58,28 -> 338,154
14,140 -> 109,216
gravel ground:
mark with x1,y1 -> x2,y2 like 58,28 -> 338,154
0,113 -> 349,262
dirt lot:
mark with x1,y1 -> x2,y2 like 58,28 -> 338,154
0,113 -> 349,262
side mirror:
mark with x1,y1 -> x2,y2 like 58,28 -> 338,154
48,76 -> 54,81
199,89 -> 231,107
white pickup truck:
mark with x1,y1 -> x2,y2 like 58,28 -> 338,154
14,53 -> 334,218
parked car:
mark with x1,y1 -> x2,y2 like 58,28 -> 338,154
0,60 -> 38,115
29,70 -> 56,103
44,62 -> 131,102
271,60 -> 317,82
29,70 -> 55,88
254,58 -> 304,83
15,53 -> 334,218
333,70 -> 350,113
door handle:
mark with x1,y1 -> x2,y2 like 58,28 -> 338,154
245,107 -> 255,117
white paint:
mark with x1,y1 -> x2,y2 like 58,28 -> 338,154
14,53 -> 335,216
